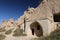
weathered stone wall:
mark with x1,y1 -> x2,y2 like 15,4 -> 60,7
0,0 -> 60,37
24,19 -> 54,36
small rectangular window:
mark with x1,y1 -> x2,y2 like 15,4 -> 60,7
54,14 -> 60,22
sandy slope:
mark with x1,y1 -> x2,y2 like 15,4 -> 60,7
3,27 -> 37,40
4,34 -> 36,40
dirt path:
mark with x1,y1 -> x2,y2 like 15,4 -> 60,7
4,35 -> 36,40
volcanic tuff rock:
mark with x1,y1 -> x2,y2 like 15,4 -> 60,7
0,0 -> 60,30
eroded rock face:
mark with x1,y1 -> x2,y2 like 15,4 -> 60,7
0,0 -> 60,36
23,0 -> 60,21
24,7 -> 35,21
1,20 -> 8,28
28,0 -> 60,23
7,18 -> 14,27
16,16 -> 24,25
1,0 -> 60,28
48,0 -> 60,14
0,18 -> 18,30
46,0 -> 60,14
9,18 -> 14,23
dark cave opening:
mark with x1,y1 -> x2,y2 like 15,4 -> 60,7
30,21 -> 43,37
53,13 -> 60,22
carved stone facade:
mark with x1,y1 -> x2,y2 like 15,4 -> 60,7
0,0 -> 60,37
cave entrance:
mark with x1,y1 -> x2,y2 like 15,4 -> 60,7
30,21 -> 43,37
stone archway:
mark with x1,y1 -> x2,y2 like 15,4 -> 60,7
30,21 -> 43,37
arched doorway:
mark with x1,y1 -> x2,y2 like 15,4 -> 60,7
30,21 -> 43,37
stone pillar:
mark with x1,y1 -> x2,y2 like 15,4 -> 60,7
25,22 -> 33,36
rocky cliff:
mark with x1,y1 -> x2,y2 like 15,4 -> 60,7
0,0 -> 60,30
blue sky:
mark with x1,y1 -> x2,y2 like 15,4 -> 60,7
0,0 -> 42,23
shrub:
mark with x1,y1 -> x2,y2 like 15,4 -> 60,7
49,26 -> 60,40
5,29 -> 13,35
0,34 -> 6,40
13,28 -> 27,37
